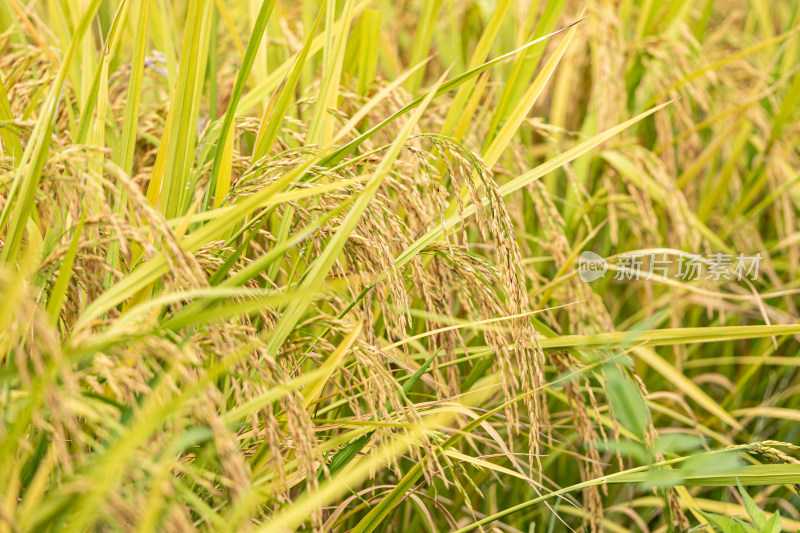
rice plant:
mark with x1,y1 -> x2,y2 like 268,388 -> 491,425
1,0 -> 799,531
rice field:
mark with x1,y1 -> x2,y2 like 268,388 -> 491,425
1,0 -> 800,531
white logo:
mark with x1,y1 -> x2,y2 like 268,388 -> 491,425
578,251 -> 608,282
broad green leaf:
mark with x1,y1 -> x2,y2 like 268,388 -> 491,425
611,465 -> 800,487
700,511 -> 756,533
738,480 -> 767,530
538,325 -> 800,352
652,434 -> 704,455
764,512 -> 782,533
604,364 -> 649,441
